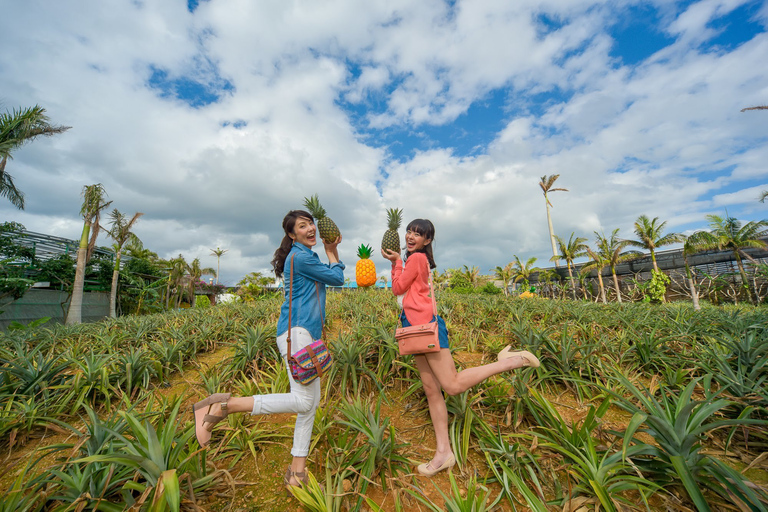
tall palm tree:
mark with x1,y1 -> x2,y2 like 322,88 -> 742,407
551,233 -> 589,300
760,191 -> 767,203
186,258 -> 216,307
210,247 -> 228,284
105,209 -> 143,318
65,184 -> 112,325
492,265 -> 514,296
697,214 -> 768,305
680,231 -> 710,311
510,255 -> 540,289
595,229 -> 642,303
0,105 -> 70,209
626,215 -> 683,272
583,246 -> 609,304
539,174 -> 568,267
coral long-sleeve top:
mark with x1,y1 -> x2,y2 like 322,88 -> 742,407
390,252 -> 434,325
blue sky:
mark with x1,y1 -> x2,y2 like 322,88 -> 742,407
1,0 -> 767,285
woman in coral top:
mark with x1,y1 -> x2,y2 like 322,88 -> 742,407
382,218 -> 539,476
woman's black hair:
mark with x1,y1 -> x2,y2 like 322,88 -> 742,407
404,218 -> 436,269
272,210 -> 314,278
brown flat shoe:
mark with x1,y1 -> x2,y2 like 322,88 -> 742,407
192,392 -> 231,446
497,346 -> 540,368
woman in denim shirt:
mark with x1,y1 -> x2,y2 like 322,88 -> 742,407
193,209 -> 344,491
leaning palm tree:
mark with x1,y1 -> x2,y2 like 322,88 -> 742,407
105,209 -> 144,318
594,229 -> 642,303
0,105 -> 70,209
210,247 -> 228,284
492,265 -> 514,296
626,215 -> 683,272
551,233 -> 589,300
186,258 -> 216,307
65,184 -> 112,325
510,255 -> 540,289
583,247 -> 609,304
539,174 -> 568,267
697,214 -> 768,305
680,231 -> 710,311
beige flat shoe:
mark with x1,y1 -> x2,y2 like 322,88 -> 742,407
498,346 -> 540,368
192,392 -> 231,446
417,454 -> 456,476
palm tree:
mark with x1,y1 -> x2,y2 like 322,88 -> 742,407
680,231 -> 710,311
165,255 -> 187,309
0,105 -> 70,209
186,258 -> 216,307
510,255 -> 540,289
492,265 -> 514,296
379,275 -> 388,289
697,214 -> 768,305
105,209 -> 143,318
760,191 -> 767,203
65,184 -> 112,325
210,247 -> 228,284
594,229 -> 642,303
539,174 -> 568,267
583,246 -> 609,304
462,265 -> 481,288
626,215 -> 683,272
551,233 -> 589,300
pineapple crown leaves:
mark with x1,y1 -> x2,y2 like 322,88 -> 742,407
385,207 -> 403,229
302,194 -> 327,219
357,244 -> 373,259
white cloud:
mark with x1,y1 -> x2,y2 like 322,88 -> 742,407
1,0 -> 766,287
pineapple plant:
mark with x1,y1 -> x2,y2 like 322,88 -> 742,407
303,194 -> 341,244
380,207 -> 403,254
355,244 -> 377,287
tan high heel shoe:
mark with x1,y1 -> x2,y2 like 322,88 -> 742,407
284,467 -> 309,495
498,346 -> 540,368
192,392 -> 231,446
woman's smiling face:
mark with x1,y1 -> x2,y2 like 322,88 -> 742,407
405,228 -> 430,252
289,216 -> 317,247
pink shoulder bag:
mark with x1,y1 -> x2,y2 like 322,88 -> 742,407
394,259 -> 440,355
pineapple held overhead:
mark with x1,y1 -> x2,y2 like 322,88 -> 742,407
380,207 -> 403,255
355,244 -> 377,287
303,194 -> 341,244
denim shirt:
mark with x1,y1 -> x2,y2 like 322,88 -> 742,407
277,242 -> 345,340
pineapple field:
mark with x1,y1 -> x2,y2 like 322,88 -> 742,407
1,291 -> 767,511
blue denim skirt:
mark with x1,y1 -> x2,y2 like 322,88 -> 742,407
399,312 -> 449,349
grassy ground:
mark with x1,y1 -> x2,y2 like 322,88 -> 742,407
1,294 -> 767,510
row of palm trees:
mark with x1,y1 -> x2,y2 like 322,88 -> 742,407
526,213 -> 768,307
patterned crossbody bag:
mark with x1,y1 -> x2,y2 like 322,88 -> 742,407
286,254 -> 333,385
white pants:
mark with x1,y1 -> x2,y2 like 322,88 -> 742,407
251,327 -> 321,457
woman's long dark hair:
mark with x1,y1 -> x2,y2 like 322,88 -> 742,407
404,218 -> 436,269
272,210 -> 314,279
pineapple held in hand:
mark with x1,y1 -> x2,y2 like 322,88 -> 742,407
355,244 -> 377,287
380,207 -> 403,255
303,194 -> 340,244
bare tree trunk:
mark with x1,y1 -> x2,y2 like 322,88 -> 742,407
597,272 -> 607,304
109,250 -> 121,318
65,226 -> 90,325
612,270 -> 622,303
545,203 -> 559,268
568,264 -> 577,300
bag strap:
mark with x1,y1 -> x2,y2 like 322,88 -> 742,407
286,254 -> 325,373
